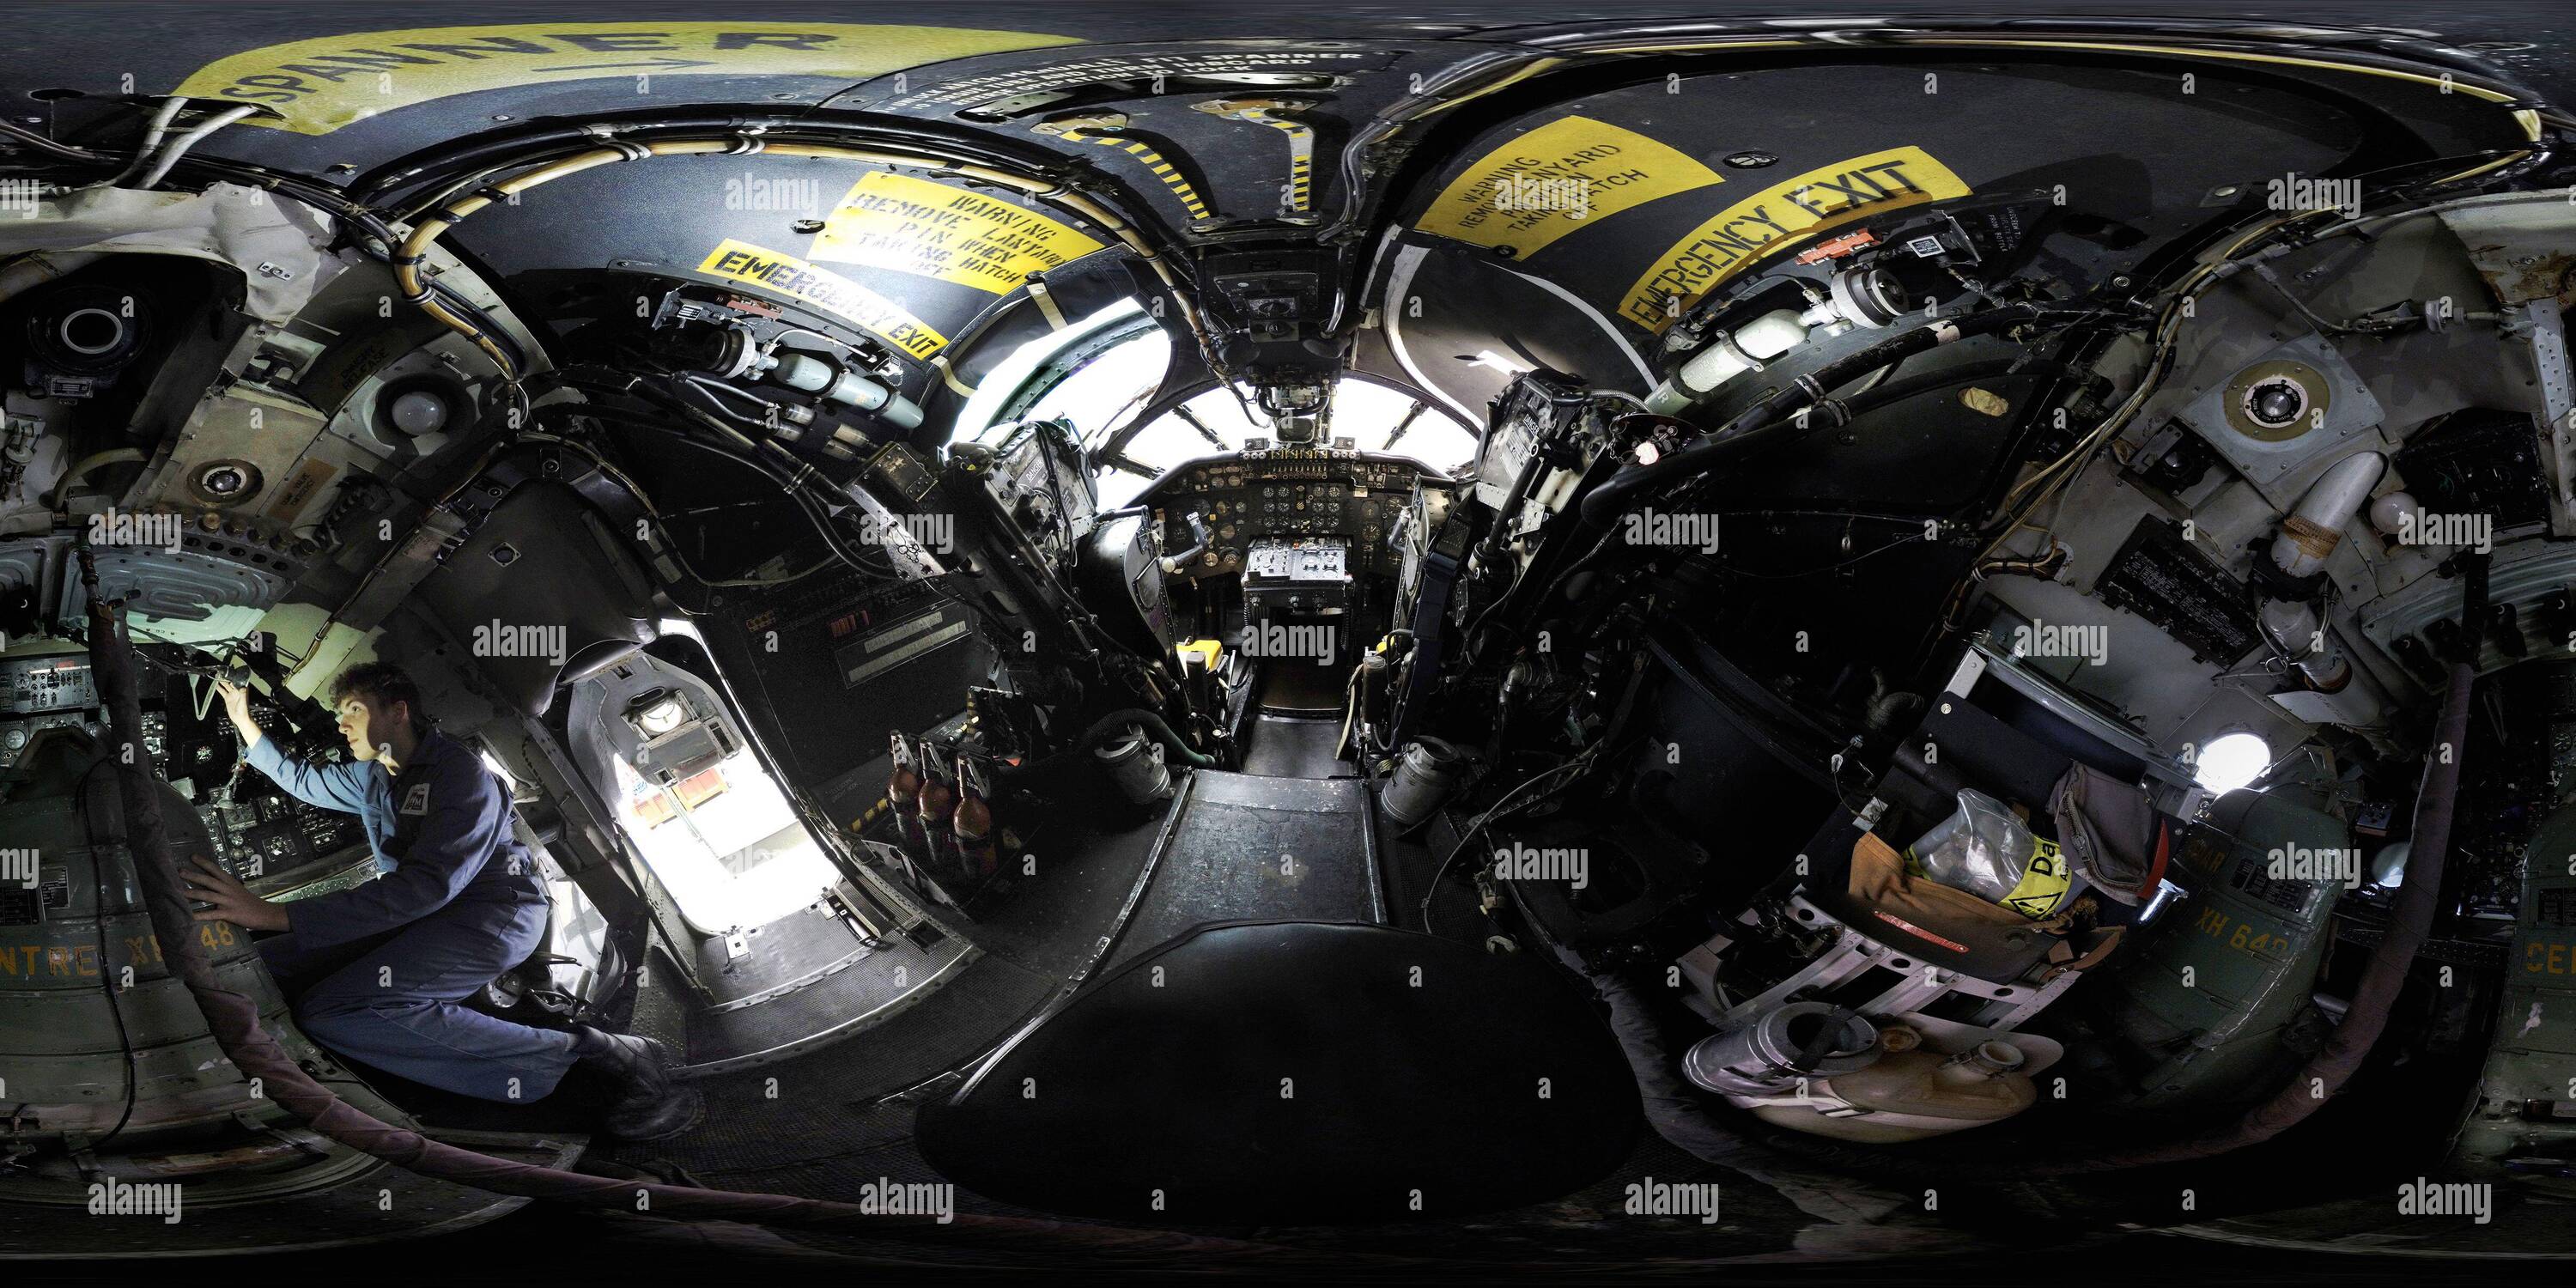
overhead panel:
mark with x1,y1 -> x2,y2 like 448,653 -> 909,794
171,22 -> 1086,136
1617,145 -> 1973,331
696,239 -> 952,361
456,158 -> 1127,374
1384,60 -> 2372,417
810,173 -> 1109,294
1413,113 -> 1725,257
840,42 -> 1432,230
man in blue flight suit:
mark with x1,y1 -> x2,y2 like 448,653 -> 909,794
180,661 -> 702,1139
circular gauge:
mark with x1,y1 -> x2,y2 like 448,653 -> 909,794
2221,360 -> 2330,443
190,459 -> 265,506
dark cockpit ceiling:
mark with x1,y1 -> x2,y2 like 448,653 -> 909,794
6,5 -> 2559,440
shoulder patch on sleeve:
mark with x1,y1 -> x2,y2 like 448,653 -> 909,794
399,782 -> 434,816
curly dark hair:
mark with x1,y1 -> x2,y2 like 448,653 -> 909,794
328,661 -> 434,737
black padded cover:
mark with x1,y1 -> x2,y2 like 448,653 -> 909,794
918,920 -> 1640,1223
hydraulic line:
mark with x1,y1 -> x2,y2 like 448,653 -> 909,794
131,103 -> 264,190
85,95 -> 185,190
75,541 -> 1340,1262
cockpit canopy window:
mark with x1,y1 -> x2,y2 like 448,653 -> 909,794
1104,380 -> 1477,507
1017,320 -> 1174,451
959,299 -> 1480,508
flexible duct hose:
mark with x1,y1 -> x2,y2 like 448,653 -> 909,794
74,543 -> 1321,1261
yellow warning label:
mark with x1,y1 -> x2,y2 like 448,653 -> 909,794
810,173 -> 1106,295
1414,115 -> 1723,257
173,23 -> 1084,136
1619,146 -> 1972,331
696,239 -> 950,359
2000,838 -> 2071,920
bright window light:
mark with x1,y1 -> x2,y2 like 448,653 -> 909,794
632,693 -> 686,736
1102,380 -> 1478,508
2194,732 -> 2271,794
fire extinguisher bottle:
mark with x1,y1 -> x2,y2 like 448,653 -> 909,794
918,740 -> 959,875
887,732 -> 927,862
955,756 -> 999,879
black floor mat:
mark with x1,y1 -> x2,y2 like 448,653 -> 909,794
1109,771 -> 1382,969
683,931 -> 974,1074
918,920 -> 1644,1223
1237,714 -> 1352,778
607,951 -> 1059,1176
1256,659 -> 1349,713
602,804 -> 1180,1171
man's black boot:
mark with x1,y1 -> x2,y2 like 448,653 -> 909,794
572,1024 -> 704,1141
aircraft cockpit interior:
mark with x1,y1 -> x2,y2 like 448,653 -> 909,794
3,2 -> 2575,1277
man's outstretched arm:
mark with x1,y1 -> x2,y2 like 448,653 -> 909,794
216,678 -> 369,815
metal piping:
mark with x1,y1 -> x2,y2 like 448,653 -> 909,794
2271,451 -> 2386,580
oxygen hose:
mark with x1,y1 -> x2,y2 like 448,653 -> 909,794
73,544 -> 1324,1263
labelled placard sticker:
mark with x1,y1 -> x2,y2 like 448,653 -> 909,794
1415,116 -> 1724,257
696,239 -> 950,359
173,23 -> 1084,136
1620,145 -> 1971,330
810,173 -> 1107,294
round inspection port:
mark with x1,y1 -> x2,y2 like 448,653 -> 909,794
58,307 -> 125,355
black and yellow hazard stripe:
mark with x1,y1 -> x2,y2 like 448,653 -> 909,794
1194,99 -> 1317,216
1048,125 -> 1213,223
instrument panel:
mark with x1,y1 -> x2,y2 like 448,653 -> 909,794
1150,452 -> 1442,580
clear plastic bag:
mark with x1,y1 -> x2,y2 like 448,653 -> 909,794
1907,789 -> 2052,912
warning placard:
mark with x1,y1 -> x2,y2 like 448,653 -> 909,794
173,23 -> 1083,136
1619,146 -> 1971,331
1414,116 -> 1723,258
696,239 -> 950,359
809,173 -> 1107,294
